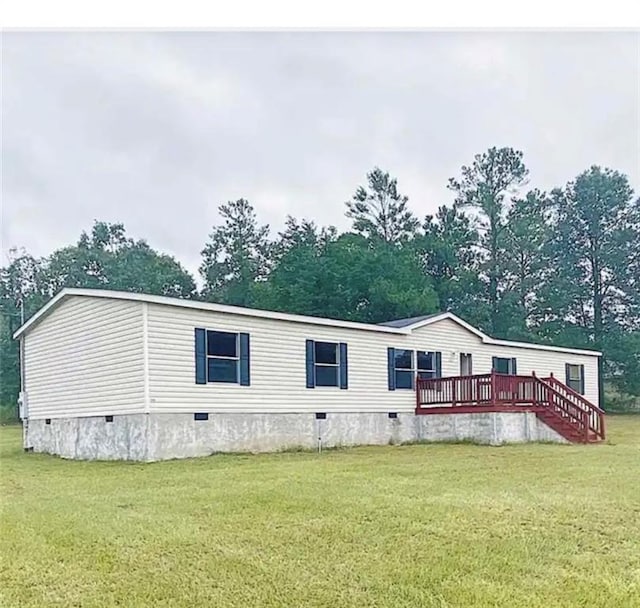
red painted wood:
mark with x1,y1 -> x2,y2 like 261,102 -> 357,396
542,375 -> 605,440
415,372 -> 604,443
415,404 -> 546,415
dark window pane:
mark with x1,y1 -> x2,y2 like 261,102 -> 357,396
394,349 -> 413,370
567,379 -> 582,392
417,351 -> 434,371
315,341 -> 338,365
395,369 -> 413,389
207,357 -> 238,383
494,357 -> 511,374
568,365 -> 580,381
207,331 -> 237,357
418,370 -> 437,379
315,365 -> 338,386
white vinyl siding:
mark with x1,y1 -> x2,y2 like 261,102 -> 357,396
147,304 -> 399,413
146,305 -> 600,413
20,292 -> 600,420
23,296 -> 145,418
409,319 -> 600,408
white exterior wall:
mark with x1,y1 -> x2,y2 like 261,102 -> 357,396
147,305 -> 600,414
410,319 -> 600,408
23,296 -> 145,419
20,293 -> 599,421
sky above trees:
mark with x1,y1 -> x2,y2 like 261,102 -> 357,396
2,31 -> 639,279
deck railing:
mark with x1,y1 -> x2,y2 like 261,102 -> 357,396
416,370 -> 605,442
543,374 -> 605,441
415,373 -> 494,406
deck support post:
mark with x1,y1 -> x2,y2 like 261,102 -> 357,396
531,371 -> 537,408
584,410 -> 590,443
490,369 -> 497,406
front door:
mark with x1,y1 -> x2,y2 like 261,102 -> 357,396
460,353 -> 472,376
459,353 -> 473,400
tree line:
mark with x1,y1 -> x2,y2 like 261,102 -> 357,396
2,147 -> 639,412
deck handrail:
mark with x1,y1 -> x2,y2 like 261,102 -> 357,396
416,373 -> 494,407
416,371 -> 604,442
530,375 -> 590,439
543,374 -> 605,414
542,374 -> 605,440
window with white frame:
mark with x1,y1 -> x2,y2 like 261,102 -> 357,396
206,330 -> 239,383
417,351 -> 438,379
389,349 -> 442,390
566,363 -> 584,394
314,341 -> 340,387
394,349 -> 414,389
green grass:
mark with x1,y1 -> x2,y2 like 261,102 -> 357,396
1,418 -> 639,608
0,404 -> 19,425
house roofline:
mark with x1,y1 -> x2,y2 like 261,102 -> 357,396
405,311 -> 602,356
13,288 -> 602,357
12,288 -> 411,339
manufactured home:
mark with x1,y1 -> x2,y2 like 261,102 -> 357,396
13,289 -> 605,461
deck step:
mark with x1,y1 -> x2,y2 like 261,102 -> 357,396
416,372 -> 605,443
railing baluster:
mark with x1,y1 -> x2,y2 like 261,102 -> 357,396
415,372 -> 602,442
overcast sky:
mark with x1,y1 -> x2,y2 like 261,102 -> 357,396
2,31 -> 639,278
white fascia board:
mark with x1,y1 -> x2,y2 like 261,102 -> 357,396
402,311 -> 601,357
12,288 -> 411,339
12,289 -> 68,339
13,288 -> 602,357
482,337 -> 602,357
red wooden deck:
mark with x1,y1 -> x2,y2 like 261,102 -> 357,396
415,371 -> 605,443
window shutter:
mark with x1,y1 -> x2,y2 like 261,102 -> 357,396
435,351 -> 442,378
339,343 -> 348,390
305,340 -> 315,388
239,333 -> 250,386
387,347 -> 396,391
565,363 -> 570,386
579,364 -> 585,395
511,358 -> 517,375
492,356 -> 498,372
195,328 -> 206,384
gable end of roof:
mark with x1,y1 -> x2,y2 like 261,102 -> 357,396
378,313 -> 442,328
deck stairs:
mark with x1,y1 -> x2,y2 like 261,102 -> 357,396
415,371 -> 605,443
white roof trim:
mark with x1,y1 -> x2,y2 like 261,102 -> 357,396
408,312 -> 489,338
404,311 -> 602,356
13,288 -> 602,356
12,288 -> 411,339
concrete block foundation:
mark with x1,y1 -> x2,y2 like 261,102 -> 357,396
24,410 -> 567,461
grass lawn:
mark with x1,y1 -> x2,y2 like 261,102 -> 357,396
1,417 -> 639,608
